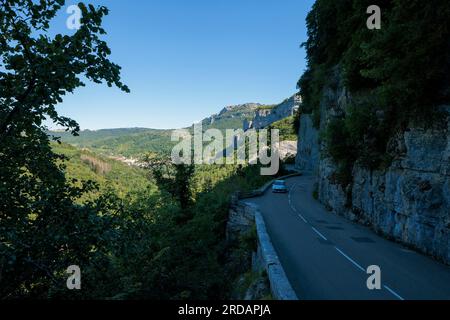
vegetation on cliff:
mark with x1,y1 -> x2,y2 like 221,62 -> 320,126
297,0 -> 450,184
269,116 -> 298,141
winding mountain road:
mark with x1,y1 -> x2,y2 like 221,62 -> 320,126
246,175 -> 450,300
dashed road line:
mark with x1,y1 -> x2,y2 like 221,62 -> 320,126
334,247 -> 366,273
288,184 -> 298,211
311,227 -> 328,241
298,214 -> 308,224
282,178 -> 405,300
384,285 -> 405,301
334,246 -> 405,300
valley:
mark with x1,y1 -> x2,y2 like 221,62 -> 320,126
50,96 -> 300,163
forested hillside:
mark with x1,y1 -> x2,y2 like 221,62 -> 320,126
269,116 -> 297,141
51,128 -> 174,157
51,103 -> 261,158
52,143 -> 155,201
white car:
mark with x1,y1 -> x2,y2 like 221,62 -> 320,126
272,180 -> 287,193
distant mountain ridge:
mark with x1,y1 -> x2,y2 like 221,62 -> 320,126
244,94 -> 301,130
50,102 -> 264,157
199,102 -> 267,130
50,96 -> 299,158
50,127 -> 174,157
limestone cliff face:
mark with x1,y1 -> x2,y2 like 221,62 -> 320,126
202,103 -> 262,126
296,78 -> 450,264
279,141 -> 298,161
295,115 -> 319,173
246,94 -> 301,130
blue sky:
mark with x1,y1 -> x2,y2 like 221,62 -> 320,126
51,0 -> 315,130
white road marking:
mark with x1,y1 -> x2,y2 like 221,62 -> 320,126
334,247 -> 405,300
282,178 -> 406,300
288,184 -> 297,211
288,183 -> 310,224
334,247 -> 366,272
289,182 -> 315,226
298,214 -> 308,224
311,227 -> 328,241
384,285 -> 405,301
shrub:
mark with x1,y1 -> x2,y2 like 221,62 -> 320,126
323,102 -> 391,185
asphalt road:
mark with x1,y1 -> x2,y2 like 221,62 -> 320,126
247,175 -> 450,300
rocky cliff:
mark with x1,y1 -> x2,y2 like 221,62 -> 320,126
202,103 -> 263,127
244,94 -> 301,130
296,82 -> 450,264
295,115 -> 319,173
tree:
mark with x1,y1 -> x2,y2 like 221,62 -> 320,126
0,0 -> 128,298
144,152 -> 195,221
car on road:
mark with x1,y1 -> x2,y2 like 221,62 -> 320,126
272,180 -> 287,193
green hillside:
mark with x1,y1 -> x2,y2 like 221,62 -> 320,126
51,128 -> 174,158
269,116 -> 297,141
50,103 -> 264,158
52,142 -> 156,201
200,103 -> 261,131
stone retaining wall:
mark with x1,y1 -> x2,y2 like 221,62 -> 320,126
226,174 -> 300,300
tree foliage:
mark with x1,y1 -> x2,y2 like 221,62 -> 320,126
144,152 -> 195,221
0,0 -> 128,298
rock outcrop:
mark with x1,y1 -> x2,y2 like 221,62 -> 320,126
279,141 -> 298,161
295,115 -> 319,173
296,76 -> 450,264
244,94 -> 301,131
202,103 -> 263,127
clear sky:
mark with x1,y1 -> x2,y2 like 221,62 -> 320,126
51,0 -> 315,130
